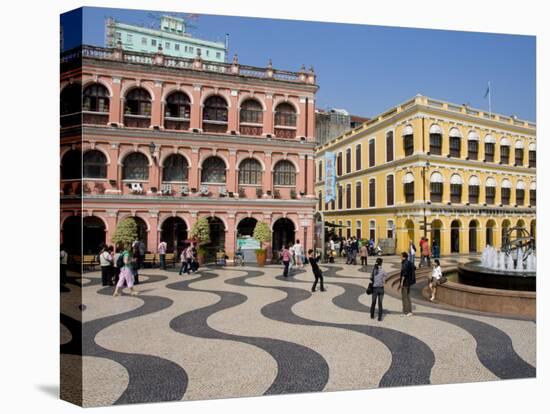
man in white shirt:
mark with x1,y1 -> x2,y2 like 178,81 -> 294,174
293,240 -> 304,268
158,240 -> 168,269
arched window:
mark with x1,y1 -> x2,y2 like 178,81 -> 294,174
386,175 -> 394,205
83,84 -> 110,113
239,99 -> 263,136
238,158 -> 262,185
386,131 -> 394,162
450,174 -> 463,203
83,150 -> 107,179
369,220 -> 376,242
60,83 -> 81,127
514,141 -> 524,166
500,137 -> 511,164
449,128 -> 462,158
516,180 -> 525,206
501,178 -> 511,205
429,124 -> 442,155
273,160 -> 296,186
430,172 -> 444,202
164,91 -> 190,130
356,181 -> 362,208
201,156 -> 226,183
485,177 -> 496,204
402,125 -> 414,156
61,149 -> 82,180
162,154 -> 188,182
346,183 -> 352,209
484,135 -> 496,162
83,84 -> 110,125
369,178 -> 376,207
318,191 -> 323,211
202,95 -> 228,133
274,102 -> 297,139
467,131 -> 479,160
122,152 -> 149,180
528,142 -> 536,168
530,181 -> 536,206
403,172 -> 414,203
468,176 -> 480,204
124,88 -> 151,128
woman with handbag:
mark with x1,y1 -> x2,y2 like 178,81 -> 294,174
369,257 -> 388,321
429,259 -> 443,301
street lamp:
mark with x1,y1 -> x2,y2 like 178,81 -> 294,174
149,141 -> 156,164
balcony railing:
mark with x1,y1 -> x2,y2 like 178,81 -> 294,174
164,117 -> 190,131
62,45 -> 316,85
83,111 -> 109,125
124,114 -> 151,128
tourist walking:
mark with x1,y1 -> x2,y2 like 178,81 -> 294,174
113,245 -> 123,286
113,244 -> 138,297
398,251 -> 416,316
370,257 -> 388,321
308,249 -> 325,292
350,237 -> 359,265
432,239 -> 440,259
158,240 -> 167,270
408,241 -> 417,267
131,243 -> 140,284
281,245 -> 292,277
99,245 -> 114,286
329,238 -> 335,263
429,259 -> 442,301
293,240 -> 304,268
60,245 -> 68,285
360,242 -> 368,267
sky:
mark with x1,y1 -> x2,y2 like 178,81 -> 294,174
61,6 -> 536,122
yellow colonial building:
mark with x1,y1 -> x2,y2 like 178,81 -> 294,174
315,95 -> 536,256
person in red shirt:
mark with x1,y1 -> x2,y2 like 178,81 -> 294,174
281,245 -> 292,277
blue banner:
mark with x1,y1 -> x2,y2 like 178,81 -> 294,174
325,151 -> 336,202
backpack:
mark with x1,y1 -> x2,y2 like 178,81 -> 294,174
116,253 -> 125,268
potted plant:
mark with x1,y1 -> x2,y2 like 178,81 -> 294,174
253,221 -> 271,267
273,189 -> 281,199
190,217 -> 210,264
256,187 -> 263,198
290,189 -> 297,199
238,187 -> 246,198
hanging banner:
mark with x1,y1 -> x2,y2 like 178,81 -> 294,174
325,151 -> 336,202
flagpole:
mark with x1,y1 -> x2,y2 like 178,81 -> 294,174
488,81 -> 492,117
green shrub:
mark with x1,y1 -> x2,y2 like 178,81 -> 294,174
253,221 -> 272,250
112,218 -> 138,247
190,217 -> 211,246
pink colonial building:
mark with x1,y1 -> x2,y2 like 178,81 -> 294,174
60,45 -> 318,262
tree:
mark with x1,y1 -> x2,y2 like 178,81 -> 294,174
112,218 -> 138,247
253,221 -> 271,250
190,217 -> 210,246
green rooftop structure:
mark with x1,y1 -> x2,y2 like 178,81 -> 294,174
105,15 -> 227,62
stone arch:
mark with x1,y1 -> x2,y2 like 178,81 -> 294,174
236,154 -> 265,171
272,97 -> 300,114
83,146 -> 111,165
198,153 -> 229,170
238,95 -> 266,111
82,78 -> 114,98
159,150 -> 191,167
161,85 -> 194,104
270,156 -> 300,173
450,219 -> 462,253
120,82 -> 155,101
118,148 -> 154,167
200,91 -> 231,108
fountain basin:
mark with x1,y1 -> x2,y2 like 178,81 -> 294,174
458,261 -> 536,292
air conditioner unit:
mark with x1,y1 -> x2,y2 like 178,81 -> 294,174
181,185 -> 189,195
130,183 -> 143,193
199,185 -> 209,195
161,184 -> 172,195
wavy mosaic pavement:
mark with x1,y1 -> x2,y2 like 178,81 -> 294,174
60,258 -> 536,407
